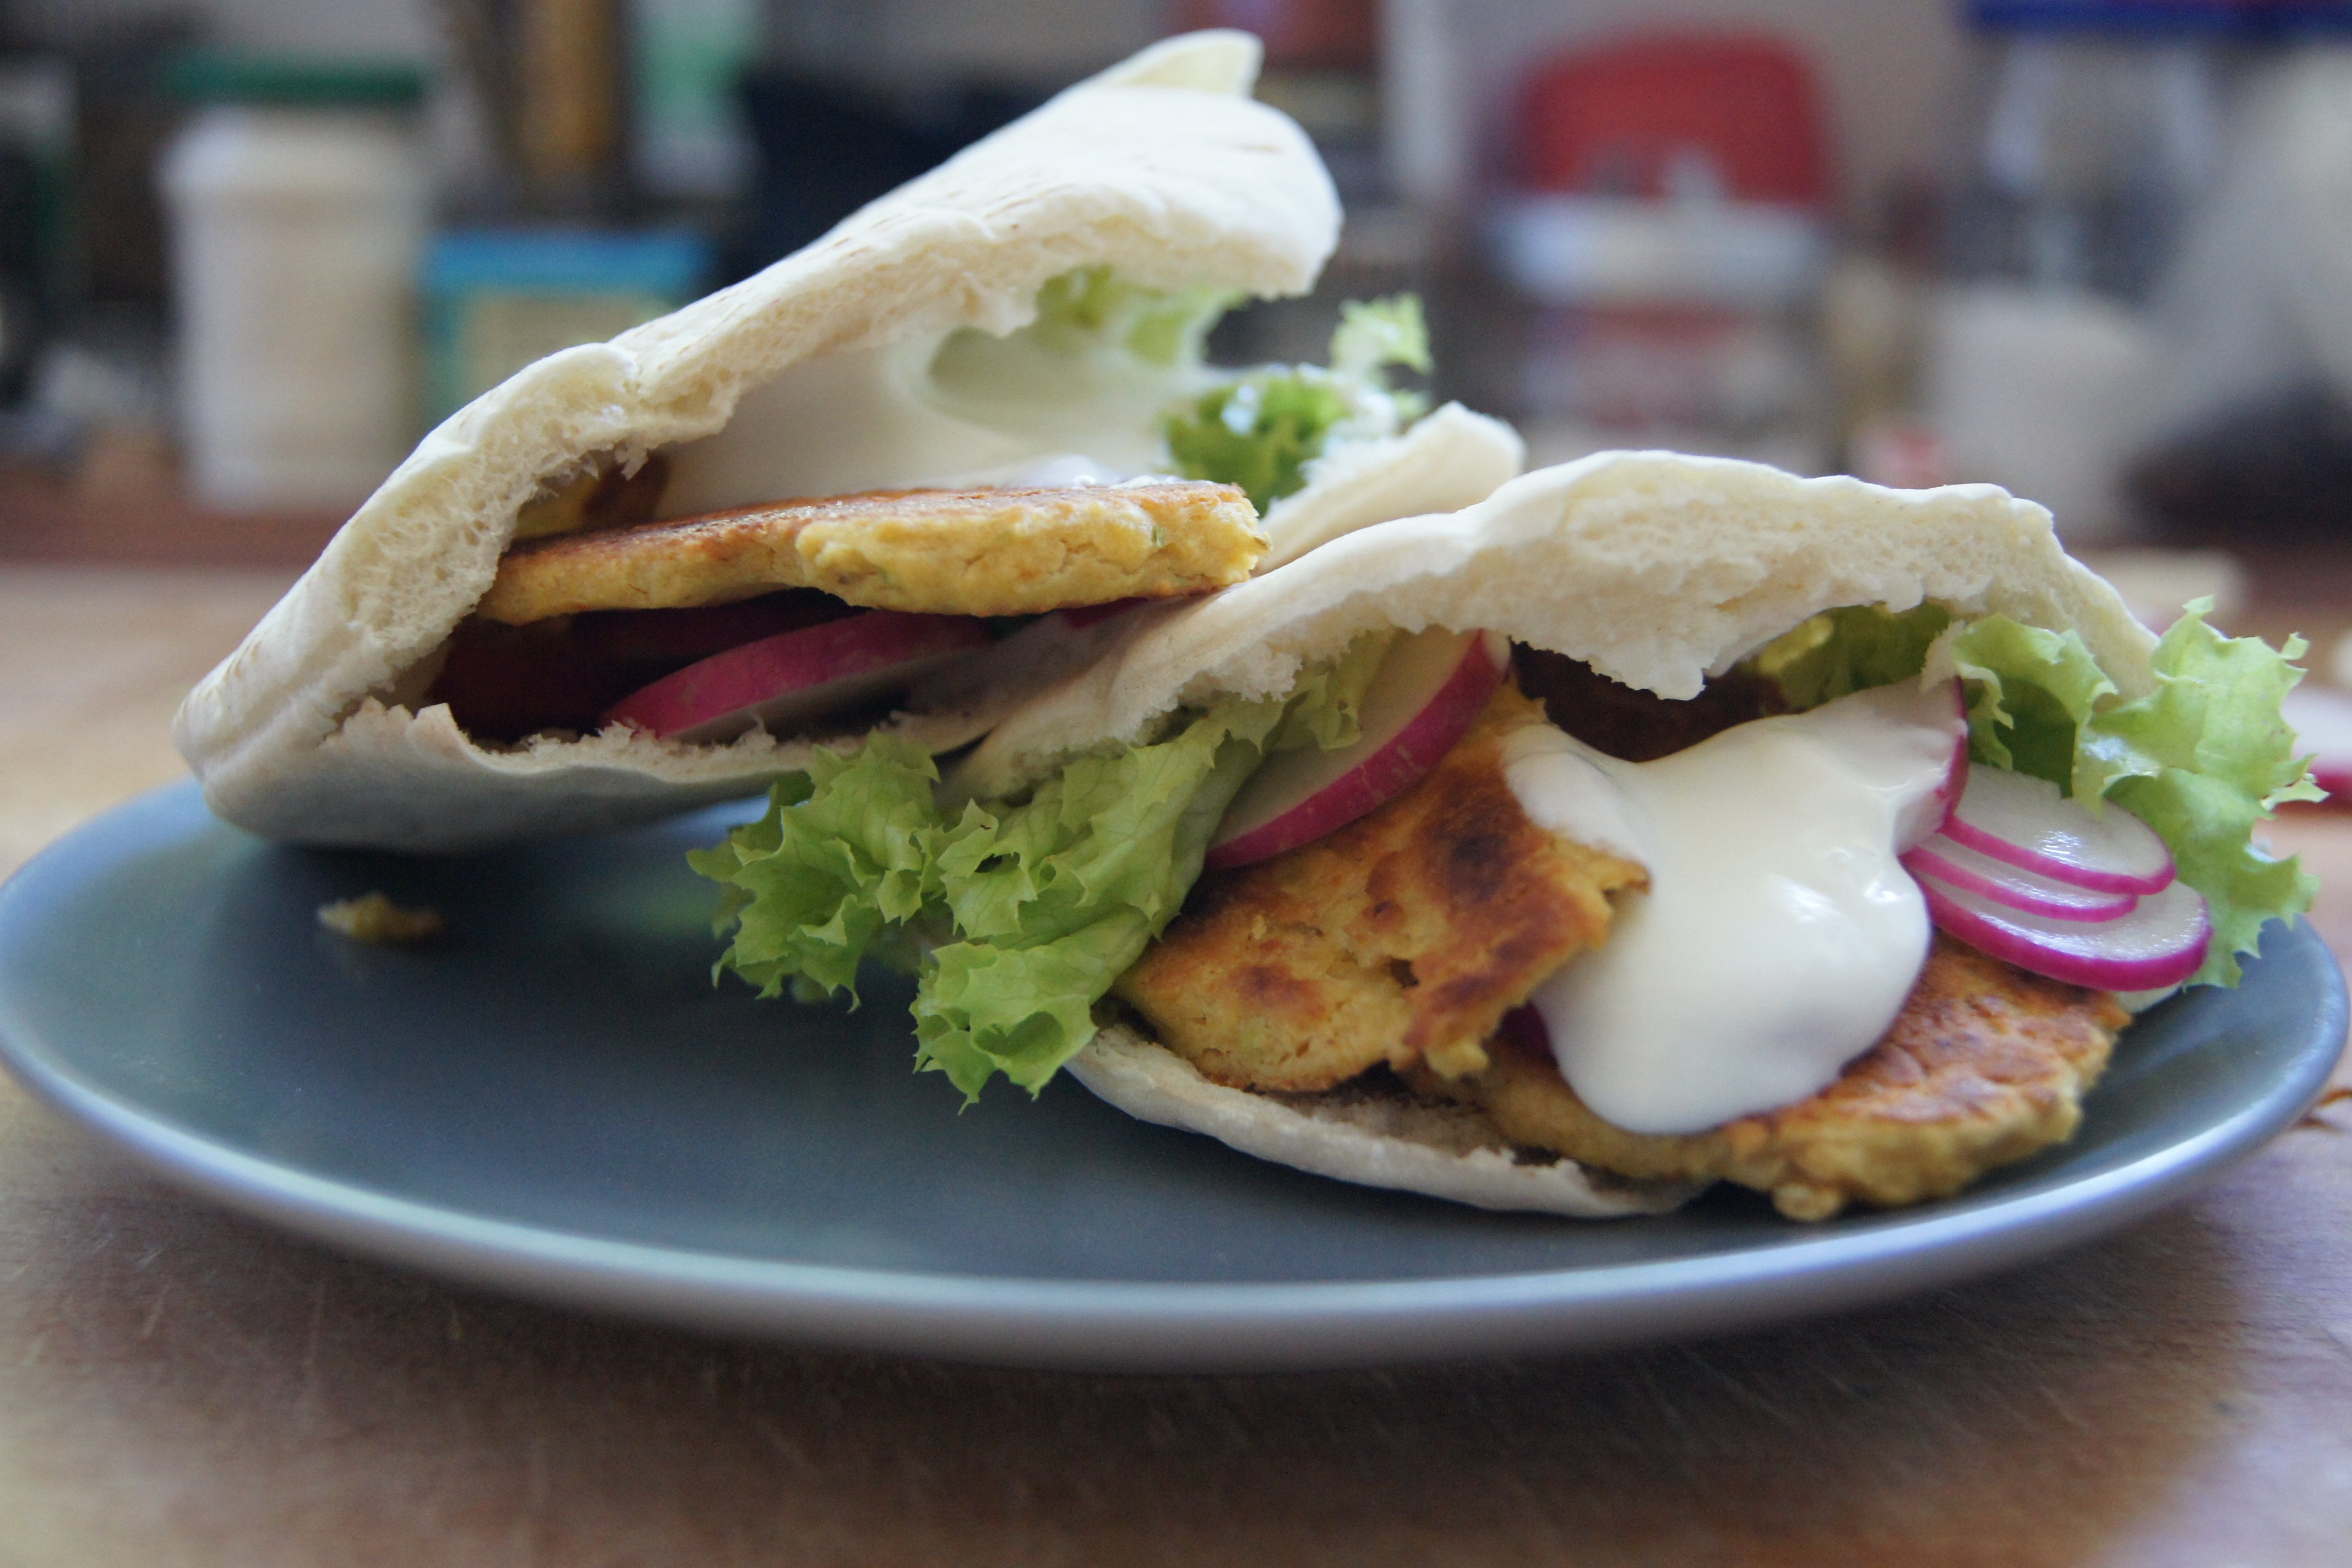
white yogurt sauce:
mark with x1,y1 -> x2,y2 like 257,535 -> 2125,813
1503,680 -> 1964,1135
660,320 -> 1206,515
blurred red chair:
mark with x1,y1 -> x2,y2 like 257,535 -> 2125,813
1515,33 -> 1830,208
1491,32 -> 1836,471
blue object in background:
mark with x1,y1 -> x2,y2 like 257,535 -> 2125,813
422,228 -> 714,422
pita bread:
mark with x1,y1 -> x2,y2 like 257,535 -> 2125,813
965,450 -> 2157,1210
954,451 -> 2155,801
1071,1023 -> 1691,1216
1257,401 -> 1523,570
176,31 -> 1515,853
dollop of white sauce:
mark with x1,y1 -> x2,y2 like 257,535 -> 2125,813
1506,682 -> 1962,1135
660,323 -> 1208,515
661,340 -> 1030,514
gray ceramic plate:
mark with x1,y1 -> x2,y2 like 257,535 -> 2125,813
0,783 -> 2342,1371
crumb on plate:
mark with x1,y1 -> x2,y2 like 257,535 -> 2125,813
317,891 -> 445,945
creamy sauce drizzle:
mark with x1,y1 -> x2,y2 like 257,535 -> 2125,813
1502,682 -> 1963,1135
659,328 -> 1195,515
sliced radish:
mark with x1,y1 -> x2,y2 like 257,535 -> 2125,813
1915,871 -> 2210,991
1936,720 -> 1971,833
1206,627 -> 1510,870
1941,766 -> 2174,895
603,610 -> 991,743
2280,685 -> 2352,800
1058,597 -> 1150,630
1902,836 -> 2138,923
1893,679 -> 1970,848
571,591 -> 853,663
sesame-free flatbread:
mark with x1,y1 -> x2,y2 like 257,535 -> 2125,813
177,33 -> 1523,852
1001,450 -> 2161,1216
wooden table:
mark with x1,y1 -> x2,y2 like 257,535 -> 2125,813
1,562 -> 2348,1568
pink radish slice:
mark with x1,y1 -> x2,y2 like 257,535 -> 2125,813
1935,720 -> 1971,835
603,610 -> 991,743
1885,678 -> 1970,849
1058,597 -> 1149,630
1902,835 -> 2138,923
1941,766 -> 2174,895
1915,870 -> 2209,991
1206,627 -> 1510,870
570,592 -> 853,663
2280,686 -> 2352,800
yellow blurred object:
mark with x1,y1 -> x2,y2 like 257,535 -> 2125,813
521,0 -> 622,184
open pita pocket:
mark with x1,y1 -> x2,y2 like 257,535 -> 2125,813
956,451 -> 2156,802
954,451 -> 2163,1213
173,31 -> 1520,853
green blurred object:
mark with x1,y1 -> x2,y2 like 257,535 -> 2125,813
631,0 -> 756,197
161,51 -> 429,108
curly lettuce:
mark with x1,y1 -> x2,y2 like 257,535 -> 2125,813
1163,295 -> 1434,511
690,639 -> 1390,1098
1750,603 -> 1953,711
1750,600 -> 2319,987
1020,264 -> 1239,369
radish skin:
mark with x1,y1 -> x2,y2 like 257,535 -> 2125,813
1941,767 -> 2174,895
1902,836 -> 2139,923
1915,871 -> 2210,991
604,611 -> 990,742
1207,628 -> 1508,870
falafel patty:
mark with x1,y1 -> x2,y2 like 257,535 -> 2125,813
1113,684 -> 1648,1090
1113,680 -> 2130,1219
1408,938 -> 2127,1220
476,481 -> 1266,624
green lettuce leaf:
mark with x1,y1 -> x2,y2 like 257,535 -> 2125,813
1163,375 -> 1352,513
2089,607 -> 2321,984
1938,604 -> 2318,983
1942,616 -> 2121,801
1022,264 -> 1238,369
1750,603 -> 1952,711
1329,295 -> 1433,381
913,699 -> 1282,1093
684,749 -> 936,1003
1751,599 -> 2319,987
1162,293 -> 1434,511
693,644 -> 1387,1098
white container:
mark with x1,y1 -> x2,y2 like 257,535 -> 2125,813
161,85 -> 428,511
1925,281 -> 2161,545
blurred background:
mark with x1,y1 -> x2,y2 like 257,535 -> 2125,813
2,0 -> 2350,563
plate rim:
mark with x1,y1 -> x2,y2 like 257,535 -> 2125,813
3,782 -> 2344,1372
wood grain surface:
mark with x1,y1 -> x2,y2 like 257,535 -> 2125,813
1,565 -> 2347,1568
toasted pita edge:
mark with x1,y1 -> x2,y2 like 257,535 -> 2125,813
1069,1022 -> 1693,1217
175,31 -> 1342,848
953,450 -> 2159,801
1257,402 -> 1524,571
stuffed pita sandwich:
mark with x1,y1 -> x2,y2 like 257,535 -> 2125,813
173,31 -> 1522,852
692,452 -> 2319,1220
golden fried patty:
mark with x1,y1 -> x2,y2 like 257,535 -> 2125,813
1114,682 -> 2128,1220
1114,684 -> 1648,1090
1409,938 -> 2127,1220
476,481 -> 1265,624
